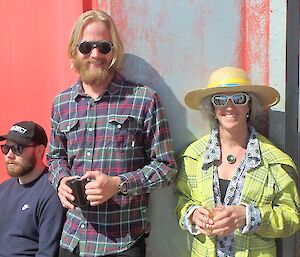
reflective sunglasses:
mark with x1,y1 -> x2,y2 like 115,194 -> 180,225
211,93 -> 251,107
77,40 -> 113,55
0,144 -> 35,156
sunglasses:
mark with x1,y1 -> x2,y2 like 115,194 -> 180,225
0,144 -> 36,156
211,93 -> 251,107
77,40 -> 113,55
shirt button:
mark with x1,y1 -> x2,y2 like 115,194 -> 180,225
80,224 -> 85,228
117,124 -> 122,129
88,127 -> 93,131
87,152 -> 91,156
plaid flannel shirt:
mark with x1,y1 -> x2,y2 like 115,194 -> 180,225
47,73 -> 177,256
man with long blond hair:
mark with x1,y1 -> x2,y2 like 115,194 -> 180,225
47,9 -> 177,257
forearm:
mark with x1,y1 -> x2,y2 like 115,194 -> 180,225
119,158 -> 177,196
47,125 -> 71,189
258,204 -> 300,237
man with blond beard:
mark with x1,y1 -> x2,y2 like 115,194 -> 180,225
47,9 -> 177,257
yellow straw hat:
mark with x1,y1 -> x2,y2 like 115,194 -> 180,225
185,66 -> 280,110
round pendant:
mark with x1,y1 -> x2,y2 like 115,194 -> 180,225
226,154 -> 236,164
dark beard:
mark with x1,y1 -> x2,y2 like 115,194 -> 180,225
6,155 -> 36,178
73,57 -> 115,85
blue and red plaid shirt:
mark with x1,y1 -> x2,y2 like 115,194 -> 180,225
47,73 -> 177,256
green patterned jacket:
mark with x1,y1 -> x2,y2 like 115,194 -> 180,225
175,133 -> 300,257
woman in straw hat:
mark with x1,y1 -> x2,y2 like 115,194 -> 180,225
175,67 -> 300,257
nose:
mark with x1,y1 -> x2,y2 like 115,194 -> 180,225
90,47 -> 102,58
225,99 -> 235,108
5,149 -> 16,159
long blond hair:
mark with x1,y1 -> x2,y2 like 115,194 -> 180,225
68,9 -> 124,71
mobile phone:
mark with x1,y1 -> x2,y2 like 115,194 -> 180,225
66,177 -> 88,207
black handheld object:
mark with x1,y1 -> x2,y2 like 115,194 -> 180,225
66,177 -> 88,207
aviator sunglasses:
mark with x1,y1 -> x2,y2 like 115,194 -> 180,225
0,144 -> 36,156
211,93 -> 251,107
77,40 -> 113,55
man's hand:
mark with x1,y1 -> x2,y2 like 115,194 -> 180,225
57,176 -> 79,210
81,171 -> 121,206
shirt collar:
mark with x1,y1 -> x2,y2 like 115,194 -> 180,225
71,72 -> 125,101
202,126 -> 261,169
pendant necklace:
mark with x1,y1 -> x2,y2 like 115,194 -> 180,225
226,154 -> 237,164
226,148 -> 245,164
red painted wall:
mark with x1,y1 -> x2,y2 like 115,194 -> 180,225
0,1 -> 85,182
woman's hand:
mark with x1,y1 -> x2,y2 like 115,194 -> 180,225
191,207 -> 214,235
211,205 -> 246,236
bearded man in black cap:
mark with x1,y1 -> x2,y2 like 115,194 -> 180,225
0,121 -> 65,257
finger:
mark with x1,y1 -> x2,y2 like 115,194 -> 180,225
82,170 -> 101,180
195,207 -> 210,217
213,215 -> 232,228
86,193 -> 104,202
212,210 -> 228,221
85,188 -> 102,196
59,187 -> 76,201
89,200 -> 103,206
58,194 -> 75,210
60,176 -> 79,194
193,214 -> 204,227
62,200 -> 75,210
85,180 -> 99,190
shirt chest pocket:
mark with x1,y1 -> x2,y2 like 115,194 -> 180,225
107,115 -> 138,149
59,119 -> 80,147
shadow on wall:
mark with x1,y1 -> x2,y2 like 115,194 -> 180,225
121,53 -> 197,155
121,53 -> 194,257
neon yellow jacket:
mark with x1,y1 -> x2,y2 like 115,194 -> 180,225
175,133 -> 300,257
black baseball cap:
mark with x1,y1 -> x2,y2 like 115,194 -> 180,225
0,121 -> 48,147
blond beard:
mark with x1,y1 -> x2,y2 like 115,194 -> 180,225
73,57 -> 115,86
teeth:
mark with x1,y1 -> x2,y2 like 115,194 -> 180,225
225,114 -> 237,118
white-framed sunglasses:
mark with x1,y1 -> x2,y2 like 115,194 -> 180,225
211,93 -> 251,107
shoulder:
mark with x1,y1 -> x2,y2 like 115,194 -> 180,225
35,170 -> 64,209
114,75 -> 163,114
122,78 -> 158,99
257,134 -> 296,169
112,73 -> 158,99
35,170 -> 59,197
0,178 -> 14,189
52,83 -> 78,104
181,134 -> 210,159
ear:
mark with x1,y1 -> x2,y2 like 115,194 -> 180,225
35,145 -> 46,158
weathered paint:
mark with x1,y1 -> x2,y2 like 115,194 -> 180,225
95,0 -> 271,147
237,0 -> 270,85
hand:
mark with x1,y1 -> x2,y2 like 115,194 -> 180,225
211,205 -> 246,236
57,176 -> 79,210
81,171 -> 121,206
191,207 -> 214,235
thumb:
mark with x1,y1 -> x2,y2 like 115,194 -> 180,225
81,170 -> 101,180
